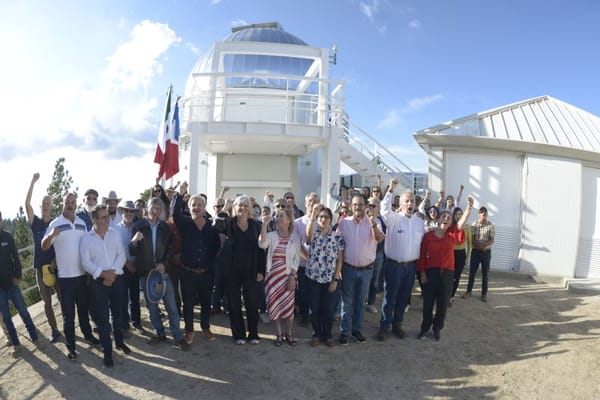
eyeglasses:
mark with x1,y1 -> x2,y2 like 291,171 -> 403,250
214,205 -> 223,209
285,196 -> 294,200
368,204 -> 377,208
153,188 -> 162,192
275,204 -> 285,208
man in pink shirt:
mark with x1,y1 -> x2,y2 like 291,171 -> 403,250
336,195 -> 384,345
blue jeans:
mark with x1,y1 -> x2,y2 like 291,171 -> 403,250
0,284 -> 38,346
121,268 -> 141,329
91,275 -> 125,355
340,263 -> 373,336
380,260 -> 416,329
367,250 -> 385,305
466,249 -> 492,295
140,273 -> 183,342
59,275 -> 93,352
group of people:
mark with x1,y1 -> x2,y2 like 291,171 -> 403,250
0,173 -> 495,368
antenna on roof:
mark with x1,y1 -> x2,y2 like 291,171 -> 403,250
329,44 -> 338,65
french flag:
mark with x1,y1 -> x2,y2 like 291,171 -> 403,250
154,85 -> 180,180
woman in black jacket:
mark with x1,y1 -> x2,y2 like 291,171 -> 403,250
220,195 -> 265,345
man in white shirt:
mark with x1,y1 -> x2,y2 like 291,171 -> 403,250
377,178 -> 425,341
80,204 -> 130,367
42,193 -> 99,360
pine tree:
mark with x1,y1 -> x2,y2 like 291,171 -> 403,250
46,157 -> 78,216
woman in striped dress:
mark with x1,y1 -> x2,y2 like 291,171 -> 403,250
259,208 -> 301,346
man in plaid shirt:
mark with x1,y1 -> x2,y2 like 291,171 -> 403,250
462,206 -> 495,302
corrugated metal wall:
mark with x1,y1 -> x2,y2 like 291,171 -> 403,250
575,166 -> 600,278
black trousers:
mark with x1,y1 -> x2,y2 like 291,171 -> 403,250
224,274 -> 259,341
180,268 -> 214,332
91,275 -> 125,355
420,268 -> 454,334
452,249 -> 467,298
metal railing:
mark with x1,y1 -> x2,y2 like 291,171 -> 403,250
336,116 -> 415,190
182,72 -> 345,128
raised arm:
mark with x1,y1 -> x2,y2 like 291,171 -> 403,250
25,173 -> 39,224
218,186 -> 230,200
418,190 -> 431,214
434,190 -> 444,209
455,185 -> 464,208
456,196 -> 474,230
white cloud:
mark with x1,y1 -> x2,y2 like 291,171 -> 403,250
359,0 -> 379,23
211,0 -> 224,4
185,42 -> 201,54
407,94 -> 445,111
377,110 -> 402,129
230,19 -> 248,28
408,19 -> 422,30
377,94 -> 445,129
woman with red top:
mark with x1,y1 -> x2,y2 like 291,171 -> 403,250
417,196 -> 474,341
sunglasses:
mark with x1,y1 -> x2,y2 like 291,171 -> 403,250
214,204 -> 224,209
275,204 -> 285,208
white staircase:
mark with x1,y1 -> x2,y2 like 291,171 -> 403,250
335,116 -> 415,191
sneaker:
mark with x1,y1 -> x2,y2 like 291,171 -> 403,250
235,339 -> 246,345
49,330 -> 61,344
203,329 -> 215,341
148,334 -> 168,345
366,304 -> 378,314
392,322 -> 406,339
184,331 -> 195,345
417,330 -> 428,340
176,339 -> 190,351
259,312 -> 271,324
481,294 -> 488,302
338,334 -> 349,346
462,291 -> 472,299
376,328 -> 387,342
12,345 -> 22,358
67,350 -> 77,360
84,335 -> 100,345
249,338 -> 260,345
352,331 -> 366,343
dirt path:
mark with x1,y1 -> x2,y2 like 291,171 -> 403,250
1,273 -> 599,399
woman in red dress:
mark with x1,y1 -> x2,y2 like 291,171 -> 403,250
259,208 -> 301,346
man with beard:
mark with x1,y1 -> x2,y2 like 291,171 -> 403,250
336,194 -> 384,345
77,189 -> 98,231
42,193 -> 99,360
172,192 -> 220,344
103,191 -> 122,228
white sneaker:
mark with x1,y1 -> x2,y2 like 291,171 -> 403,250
366,304 -> 378,314
259,313 -> 271,324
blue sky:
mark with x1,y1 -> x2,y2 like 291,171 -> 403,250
1,0 -> 599,216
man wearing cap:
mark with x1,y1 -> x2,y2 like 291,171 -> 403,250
42,193 -> 99,360
80,204 -> 131,367
25,173 -> 62,343
77,189 -> 99,231
116,200 -> 142,334
129,197 -> 189,350
463,206 -> 495,302
0,210 -> 45,358
172,191 -> 220,344
103,191 -> 122,228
